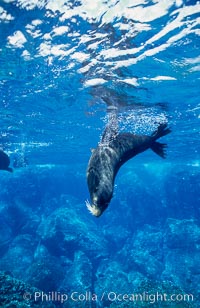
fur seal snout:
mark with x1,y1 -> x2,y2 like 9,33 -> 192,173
86,123 -> 171,217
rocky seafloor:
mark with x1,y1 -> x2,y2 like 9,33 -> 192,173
0,164 -> 199,307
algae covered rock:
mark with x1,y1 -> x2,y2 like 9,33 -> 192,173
0,271 -> 56,308
26,254 -> 65,292
108,279 -> 195,307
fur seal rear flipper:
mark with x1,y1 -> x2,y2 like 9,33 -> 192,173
86,123 -> 171,217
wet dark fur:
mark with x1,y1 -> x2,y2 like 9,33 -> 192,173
0,150 -> 12,172
86,123 -> 171,217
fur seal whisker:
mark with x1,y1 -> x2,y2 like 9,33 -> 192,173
85,200 -> 101,217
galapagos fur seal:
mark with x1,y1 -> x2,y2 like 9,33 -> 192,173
86,121 -> 171,217
0,149 -> 13,172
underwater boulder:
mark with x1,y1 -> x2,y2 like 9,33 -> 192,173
118,225 -> 164,279
0,234 -> 37,281
94,260 -> 135,306
37,206 -> 108,259
26,254 -> 65,292
0,211 -> 13,257
126,250 -> 163,279
162,219 -> 200,295
162,250 -> 200,295
0,198 -> 41,238
164,218 -> 200,250
103,224 -> 131,251
60,250 -> 92,292
58,251 -> 95,308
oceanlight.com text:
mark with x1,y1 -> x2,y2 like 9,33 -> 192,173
23,290 -> 194,304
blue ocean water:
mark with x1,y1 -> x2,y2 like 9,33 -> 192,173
0,0 -> 200,307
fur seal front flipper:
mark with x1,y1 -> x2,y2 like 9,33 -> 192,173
86,123 -> 171,217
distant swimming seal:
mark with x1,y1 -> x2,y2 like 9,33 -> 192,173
0,149 -> 13,172
86,122 -> 171,217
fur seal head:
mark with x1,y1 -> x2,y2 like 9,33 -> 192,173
86,148 -> 115,216
86,123 -> 171,217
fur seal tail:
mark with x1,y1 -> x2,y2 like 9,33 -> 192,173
150,123 -> 171,159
